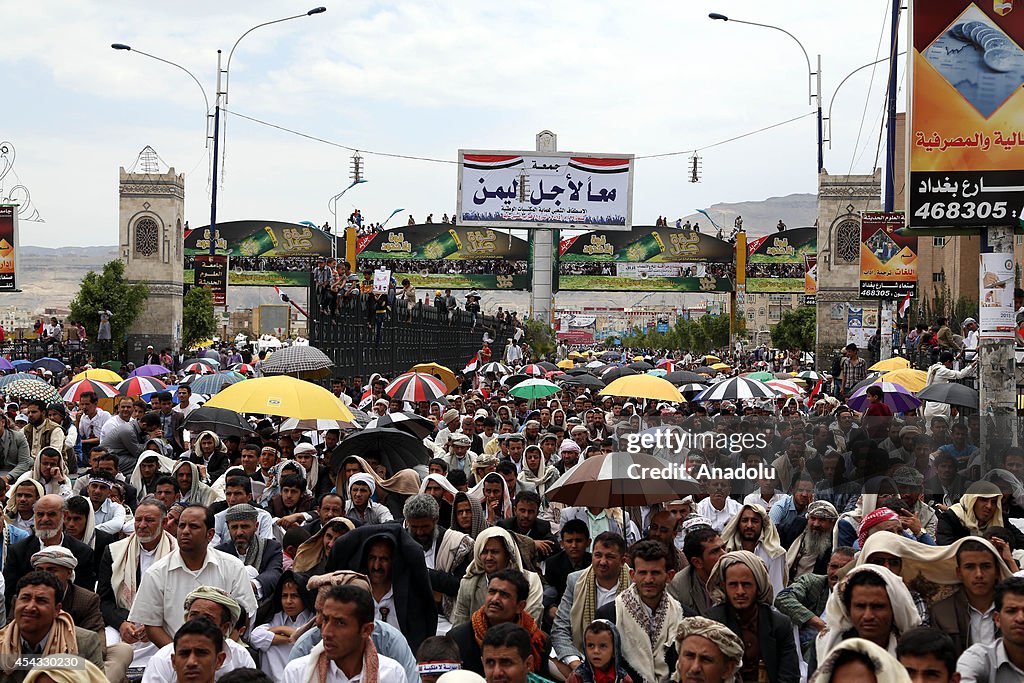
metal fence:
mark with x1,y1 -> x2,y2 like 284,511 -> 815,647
308,287 -> 515,381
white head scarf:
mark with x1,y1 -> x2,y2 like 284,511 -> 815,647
720,503 -> 785,558
810,637 -> 912,683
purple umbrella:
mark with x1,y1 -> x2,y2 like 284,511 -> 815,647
847,381 -> 921,413
129,364 -> 172,378
0,358 -> 13,372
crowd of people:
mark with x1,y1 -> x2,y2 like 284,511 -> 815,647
357,259 -> 529,278
0,327 -> 1019,683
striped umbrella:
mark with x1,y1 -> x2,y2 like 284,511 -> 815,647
479,362 -> 510,376
129,364 -> 172,378
118,376 -> 168,396
186,371 -> 246,395
678,382 -> 708,400
385,372 -> 448,403
846,382 -> 922,413
231,363 -> 259,376
4,378 -> 60,403
655,359 -> 676,371
766,379 -> 804,396
522,364 -> 546,377
182,357 -> 219,368
694,377 -> 775,402
58,379 -> 118,403
278,417 -> 358,432
260,345 -> 334,380
0,372 -> 45,389
796,370 -> 825,382
183,362 -> 217,375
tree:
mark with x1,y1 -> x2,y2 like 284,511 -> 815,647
770,306 -> 816,350
183,286 -> 218,351
68,260 -> 148,355
522,318 -> 557,358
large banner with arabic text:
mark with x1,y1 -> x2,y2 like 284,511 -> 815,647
0,206 -> 17,292
860,212 -> 918,298
355,225 -> 530,290
908,0 -> 1024,229
457,150 -> 634,230
745,227 -> 817,293
557,228 -> 734,291
184,221 -> 339,287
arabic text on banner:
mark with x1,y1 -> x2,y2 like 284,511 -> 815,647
978,252 -> 1015,338
858,212 -> 918,299
373,269 -> 391,295
0,206 -> 15,292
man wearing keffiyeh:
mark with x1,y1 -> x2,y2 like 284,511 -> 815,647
214,503 -> 283,602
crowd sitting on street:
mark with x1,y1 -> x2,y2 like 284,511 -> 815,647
0,319 -> 1021,683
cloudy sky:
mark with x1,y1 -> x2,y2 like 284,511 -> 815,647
3,1 -> 903,248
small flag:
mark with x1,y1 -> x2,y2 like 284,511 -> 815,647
898,292 -> 912,318
463,353 -> 479,374
806,378 -> 823,407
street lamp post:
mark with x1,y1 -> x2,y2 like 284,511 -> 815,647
824,54 -> 905,149
709,13 -> 823,173
328,179 -> 368,260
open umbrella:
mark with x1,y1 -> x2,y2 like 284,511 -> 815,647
851,372 -> 885,394
118,376 -> 168,397
546,451 -> 701,507
766,379 -> 803,397
655,359 -> 676,370
182,357 -> 219,368
186,371 -> 246,395
501,374 -> 531,388
537,361 -> 559,372
410,363 -> 458,392
129,364 -> 172,378
917,382 -> 979,410
600,366 -> 638,382
870,357 -> 911,372
522,364 -> 546,377
847,382 -> 922,413
560,374 -> 606,389
11,360 -> 32,372
0,373 -> 45,389
704,355 -> 721,363
508,378 -> 561,401
385,372 -> 449,404
330,427 -> 432,474
182,406 -> 253,436
231,363 -> 259,377
628,361 -> 654,371
478,362 -> 510,376
32,358 -> 66,374
585,360 -> 607,369
564,368 -> 592,376
599,351 -> 621,362
72,368 -> 123,383
692,366 -> 717,376
58,379 -> 118,403
879,369 -> 928,393
796,370 -> 825,382
204,375 -> 356,421
260,345 -> 334,380
742,371 -> 774,382
278,417 -> 358,432
665,370 -> 707,384
694,377 -> 775,402
0,359 -> 13,372
601,375 -> 684,403
557,359 -> 575,369
364,412 -> 435,440
4,378 -> 60,403
183,362 -> 217,376
710,363 -> 732,372
647,369 -> 667,378
678,382 -> 708,400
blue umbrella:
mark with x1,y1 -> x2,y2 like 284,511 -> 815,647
0,372 -> 46,389
11,360 -> 32,372
186,372 -> 245,395
32,357 -> 67,374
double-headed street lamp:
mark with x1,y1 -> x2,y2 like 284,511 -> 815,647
113,7 -> 327,255
709,13 -> 823,174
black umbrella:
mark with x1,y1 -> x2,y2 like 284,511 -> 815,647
537,361 -> 559,372
364,412 -> 435,440
628,361 -> 654,371
501,374 -> 531,388
564,368 -> 592,376
600,366 -> 638,382
330,428 -> 431,474
665,370 -> 707,384
182,406 -> 253,436
851,372 -> 884,394
560,374 -> 606,389
917,382 -> 979,409
599,351 -> 621,361
691,366 -> 717,376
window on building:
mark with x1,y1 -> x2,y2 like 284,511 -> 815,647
1016,235 -> 1023,246
933,237 -> 946,247
134,217 -> 159,257
835,220 -> 860,263
768,305 -> 782,321
932,272 -> 945,282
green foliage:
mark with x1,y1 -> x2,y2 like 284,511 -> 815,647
770,306 -> 816,350
68,260 -> 148,354
523,318 -> 556,358
616,313 -> 741,354
915,270 -> 979,334
182,287 -> 219,351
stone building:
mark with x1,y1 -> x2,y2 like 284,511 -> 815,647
118,147 -> 185,360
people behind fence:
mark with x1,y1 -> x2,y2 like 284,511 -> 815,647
0,303 -> 1021,683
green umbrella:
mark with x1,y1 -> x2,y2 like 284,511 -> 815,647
4,378 -> 61,403
508,378 -> 561,400
744,371 -> 774,382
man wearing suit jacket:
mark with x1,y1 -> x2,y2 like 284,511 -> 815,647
929,538 -> 1005,654
4,495 -> 95,607
214,503 -> 283,603
496,491 -> 558,561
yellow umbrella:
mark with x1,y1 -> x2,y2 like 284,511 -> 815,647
879,369 -> 928,393
205,375 -> 356,421
870,357 -> 910,372
704,355 -> 721,363
557,359 -> 575,369
710,362 -> 732,371
568,352 -> 586,360
410,363 -> 457,392
599,375 -> 684,403
72,368 -> 123,383
632,356 -> 645,362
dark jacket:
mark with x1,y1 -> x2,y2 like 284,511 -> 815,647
542,550 -> 591,606
706,603 -> 800,683
497,517 -> 557,559
4,535 -> 95,605
327,522 -> 437,652
667,566 -> 712,617
449,616 -> 551,677
935,509 -> 1024,549
61,583 -> 106,649
595,601 -> 679,683
930,587 -> 998,654
97,543 -> 132,629
215,538 -> 284,603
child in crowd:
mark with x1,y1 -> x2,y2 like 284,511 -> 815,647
250,570 -> 314,681
566,620 -> 632,683
416,635 -> 463,683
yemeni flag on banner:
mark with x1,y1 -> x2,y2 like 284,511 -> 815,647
566,157 -> 631,174
462,154 -> 524,171
463,353 -> 479,374
898,292 -> 912,318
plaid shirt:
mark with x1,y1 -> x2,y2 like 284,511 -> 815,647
840,356 -> 867,390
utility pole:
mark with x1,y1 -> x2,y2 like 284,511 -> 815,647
979,227 -> 1018,461
879,0 -> 900,361
209,50 -> 222,257
529,131 -> 556,326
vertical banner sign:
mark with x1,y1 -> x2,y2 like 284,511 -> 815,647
859,212 -> 918,298
0,206 -> 16,291
908,1 -> 1024,229
804,254 -> 817,305
979,252 -> 1015,337
192,255 -> 228,306
373,269 -> 391,294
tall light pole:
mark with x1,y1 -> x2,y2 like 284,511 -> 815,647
328,178 -> 368,262
825,54 -> 905,149
709,13 -> 823,173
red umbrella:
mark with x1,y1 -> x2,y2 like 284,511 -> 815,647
117,376 -> 169,397
58,379 -> 118,403
385,372 -> 448,403
183,362 -> 217,375
522,364 -> 545,377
